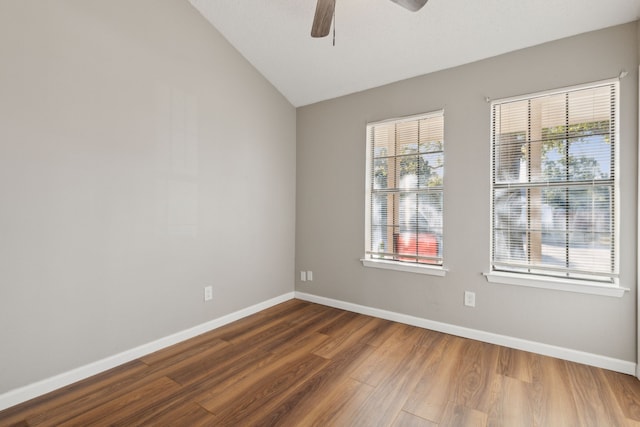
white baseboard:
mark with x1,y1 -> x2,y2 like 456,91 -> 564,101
0,292 -> 295,412
295,291 -> 636,376
3,290 -> 634,412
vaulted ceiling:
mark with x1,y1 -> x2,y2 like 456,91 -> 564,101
190,0 -> 640,107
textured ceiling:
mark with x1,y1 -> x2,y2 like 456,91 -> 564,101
190,0 -> 640,107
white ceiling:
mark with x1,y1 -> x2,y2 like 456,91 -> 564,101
189,0 -> 640,107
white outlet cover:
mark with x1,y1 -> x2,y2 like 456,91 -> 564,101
204,286 -> 213,301
464,291 -> 475,307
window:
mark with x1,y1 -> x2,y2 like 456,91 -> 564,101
364,111 -> 444,273
490,80 -> 619,286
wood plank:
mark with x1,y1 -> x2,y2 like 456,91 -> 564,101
345,330 -> 442,426
212,299 -> 310,343
140,333 -> 228,366
112,402 -> 215,427
212,353 -> 329,425
439,401 -> 488,427
253,305 -> 339,354
350,323 -> 409,386
164,337 -> 273,386
249,341 -> 377,426
527,355 -> 581,427
564,360 -> 628,427
602,369 -> 640,423
450,339 -> 501,410
197,332 -> 330,413
57,377 -> 182,426
143,338 -> 230,373
171,345 -> 275,399
313,315 -> 391,359
392,410 -> 438,427
315,310 -> 359,335
402,335 -> 466,423
290,377 -> 375,427
107,344 -> 284,426
365,318 -> 407,347
352,324 -> 443,387
497,346 -> 534,383
97,331 -> 321,424
25,362 -> 161,426
0,360 -> 148,426
484,375 -> 534,427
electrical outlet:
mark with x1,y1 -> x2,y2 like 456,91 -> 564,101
464,291 -> 475,307
300,271 -> 307,281
307,271 -> 313,281
204,286 -> 213,302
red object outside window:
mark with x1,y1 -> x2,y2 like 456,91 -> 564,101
394,232 -> 438,264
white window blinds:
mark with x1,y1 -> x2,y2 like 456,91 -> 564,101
365,111 -> 444,266
490,80 -> 619,283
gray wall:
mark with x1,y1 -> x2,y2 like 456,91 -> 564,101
296,22 -> 639,363
0,0 -> 296,393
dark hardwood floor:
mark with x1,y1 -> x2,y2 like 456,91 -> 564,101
2,299 -> 640,426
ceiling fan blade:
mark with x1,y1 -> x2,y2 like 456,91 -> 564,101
311,0 -> 335,38
389,0 -> 428,12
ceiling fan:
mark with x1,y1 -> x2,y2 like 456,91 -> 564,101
311,0 -> 428,38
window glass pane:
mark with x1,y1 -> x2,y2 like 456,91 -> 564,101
568,186 -> 612,235
541,187 -> 567,232
419,116 -> 444,151
567,135 -> 611,180
567,86 -> 612,138
420,153 -> 444,188
568,232 -> 612,274
538,234 -> 566,268
491,81 -> 617,282
535,137 -> 612,183
537,93 -> 566,141
373,158 -> 389,189
398,156 -> 421,189
541,139 -> 567,182
371,193 -> 389,226
495,100 -> 528,136
395,232 -> 440,263
493,188 -> 526,262
420,139 -> 443,153
398,192 -> 417,231
366,111 -> 444,266
372,124 -> 395,153
416,233 -> 439,263
494,134 -> 526,184
418,192 -> 443,230
369,225 -> 388,254
396,121 -> 419,155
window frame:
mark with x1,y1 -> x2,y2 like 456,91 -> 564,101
486,79 -> 625,296
362,110 -> 446,276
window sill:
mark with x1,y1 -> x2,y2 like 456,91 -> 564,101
361,258 -> 447,276
484,271 -> 628,297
